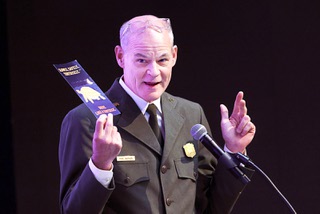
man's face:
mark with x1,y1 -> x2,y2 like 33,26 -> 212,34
116,23 -> 177,103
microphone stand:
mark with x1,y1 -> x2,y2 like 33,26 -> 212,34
233,152 -> 297,214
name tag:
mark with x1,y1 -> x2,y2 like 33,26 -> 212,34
117,156 -> 136,162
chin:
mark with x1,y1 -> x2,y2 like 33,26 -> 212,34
144,93 -> 161,102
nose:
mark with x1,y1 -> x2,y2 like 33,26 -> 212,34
147,62 -> 160,76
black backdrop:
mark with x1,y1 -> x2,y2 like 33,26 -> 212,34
3,0 -> 320,213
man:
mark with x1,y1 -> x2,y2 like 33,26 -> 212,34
59,15 -> 256,213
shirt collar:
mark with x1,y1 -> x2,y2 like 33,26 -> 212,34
119,76 -> 162,114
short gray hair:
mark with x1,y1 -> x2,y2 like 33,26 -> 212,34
119,16 -> 174,48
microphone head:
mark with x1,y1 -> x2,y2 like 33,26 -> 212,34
190,124 -> 207,140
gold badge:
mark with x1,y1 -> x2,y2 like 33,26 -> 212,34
183,143 -> 196,158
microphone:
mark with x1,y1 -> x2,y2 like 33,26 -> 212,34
190,124 -> 250,184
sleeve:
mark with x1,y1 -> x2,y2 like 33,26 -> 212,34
194,105 -> 254,214
88,159 -> 114,188
58,107 -> 115,214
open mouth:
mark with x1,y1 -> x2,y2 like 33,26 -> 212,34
145,81 -> 160,86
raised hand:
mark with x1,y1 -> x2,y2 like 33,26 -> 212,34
220,91 -> 256,153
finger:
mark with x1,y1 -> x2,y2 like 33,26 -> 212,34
113,127 -> 123,148
95,114 -> 108,136
231,91 -> 244,117
236,115 -> 250,134
241,121 -> 256,136
111,126 -> 118,139
104,113 -> 114,134
239,99 -> 247,119
220,104 -> 229,121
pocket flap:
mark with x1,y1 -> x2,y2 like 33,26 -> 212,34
114,162 -> 150,186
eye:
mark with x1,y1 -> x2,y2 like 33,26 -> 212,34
158,58 -> 169,66
136,59 -> 147,63
158,58 -> 169,63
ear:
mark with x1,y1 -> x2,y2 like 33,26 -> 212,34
171,45 -> 178,66
114,45 -> 124,68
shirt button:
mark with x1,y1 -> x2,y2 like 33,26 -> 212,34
161,165 -> 167,174
166,198 -> 174,206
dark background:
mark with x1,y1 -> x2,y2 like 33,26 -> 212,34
2,0 -> 320,213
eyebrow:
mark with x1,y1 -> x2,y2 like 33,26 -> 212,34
134,53 -> 148,58
133,53 -> 169,58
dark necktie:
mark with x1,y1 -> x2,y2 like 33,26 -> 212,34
146,104 -> 164,147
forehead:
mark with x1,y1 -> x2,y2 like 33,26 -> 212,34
124,30 -> 173,55
132,51 -> 171,59
129,46 -> 172,60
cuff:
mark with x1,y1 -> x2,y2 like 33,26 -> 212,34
89,158 -> 114,188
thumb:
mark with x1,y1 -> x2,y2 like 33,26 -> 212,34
220,104 -> 229,121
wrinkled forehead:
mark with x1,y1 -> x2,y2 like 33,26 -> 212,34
123,31 -> 174,55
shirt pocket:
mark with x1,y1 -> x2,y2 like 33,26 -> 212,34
113,162 -> 150,187
174,158 -> 197,182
